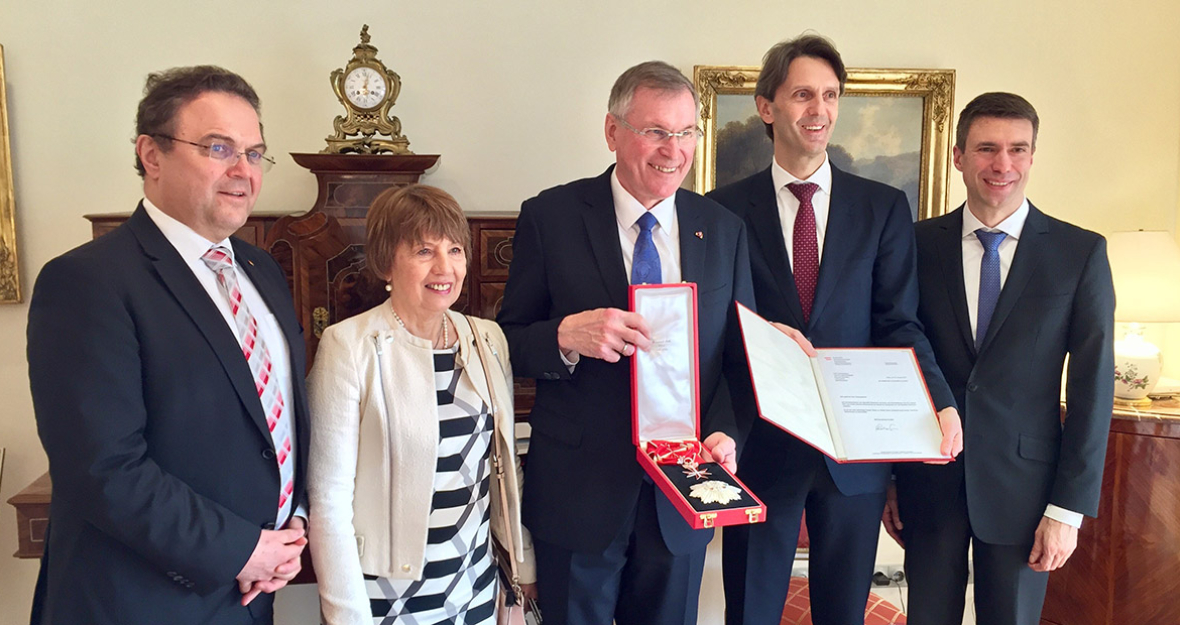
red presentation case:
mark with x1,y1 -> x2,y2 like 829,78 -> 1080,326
629,283 -> 766,530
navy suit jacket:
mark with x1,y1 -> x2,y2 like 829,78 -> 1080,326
708,165 -> 954,496
895,204 -> 1114,544
497,167 -> 756,554
27,206 -> 309,625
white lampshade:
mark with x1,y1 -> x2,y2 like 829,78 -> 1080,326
1107,231 -> 1180,323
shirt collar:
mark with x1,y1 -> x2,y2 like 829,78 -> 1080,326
610,169 -> 677,232
961,198 -> 1030,241
771,152 -> 832,196
142,196 -> 235,262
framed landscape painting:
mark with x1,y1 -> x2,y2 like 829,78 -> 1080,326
694,66 -> 955,221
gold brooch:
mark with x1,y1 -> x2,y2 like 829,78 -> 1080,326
689,480 -> 743,505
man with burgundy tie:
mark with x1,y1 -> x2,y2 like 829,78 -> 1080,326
706,34 -> 963,625
26,66 -> 309,625
498,61 -> 756,625
885,92 -> 1115,624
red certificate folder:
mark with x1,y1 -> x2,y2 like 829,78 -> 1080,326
630,283 -> 766,529
735,302 -> 950,463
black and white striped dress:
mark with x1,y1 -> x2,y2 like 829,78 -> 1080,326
364,347 -> 497,625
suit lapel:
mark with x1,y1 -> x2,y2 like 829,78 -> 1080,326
934,207 -> 976,355
581,168 -> 629,308
978,203 -> 1049,353
809,166 -> 857,326
746,168 -> 805,327
127,206 -> 273,443
677,192 -> 706,285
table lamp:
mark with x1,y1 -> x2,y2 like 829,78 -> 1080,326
1107,230 -> 1180,406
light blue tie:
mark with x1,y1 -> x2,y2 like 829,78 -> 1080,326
975,229 -> 1007,350
632,211 -> 662,285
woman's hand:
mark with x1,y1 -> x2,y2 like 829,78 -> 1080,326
520,582 -> 539,612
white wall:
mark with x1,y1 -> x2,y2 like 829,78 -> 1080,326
2,1 -> 1180,622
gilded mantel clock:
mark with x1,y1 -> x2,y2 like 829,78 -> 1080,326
324,25 -> 412,154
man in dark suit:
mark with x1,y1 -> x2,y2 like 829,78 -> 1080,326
707,34 -> 963,625
884,92 -> 1115,625
497,61 -> 756,625
27,66 -> 309,625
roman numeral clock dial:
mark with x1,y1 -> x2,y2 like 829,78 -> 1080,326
324,24 -> 412,154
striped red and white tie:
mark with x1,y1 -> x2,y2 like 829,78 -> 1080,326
201,246 -> 294,524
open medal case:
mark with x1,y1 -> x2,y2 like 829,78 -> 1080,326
630,283 -> 766,529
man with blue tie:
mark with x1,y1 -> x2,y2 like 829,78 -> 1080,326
885,92 -> 1115,624
706,34 -> 963,625
497,60 -> 756,625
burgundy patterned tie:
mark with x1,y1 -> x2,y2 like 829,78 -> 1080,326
788,182 -> 820,322
201,246 -> 294,523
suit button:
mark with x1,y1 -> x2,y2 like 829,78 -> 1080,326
166,571 -> 177,577
185,582 -> 195,589
967,383 -> 979,392
262,449 -> 276,460
262,522 -> 276,530
402,564 -> 411,572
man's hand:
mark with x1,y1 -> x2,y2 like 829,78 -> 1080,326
1028,516 -> 1078,572
924,407 -> 964,465
882,481 -> 904,547
557,308 -> 652,363
236,523 -> 307,605
701,431 -> 737,473
770,322 -> 817,356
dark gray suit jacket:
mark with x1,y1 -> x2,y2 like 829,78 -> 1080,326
28,205 -> 309,624
895,203 -> 1114,544
708,165 -> 955,497
498,167 -> 756,554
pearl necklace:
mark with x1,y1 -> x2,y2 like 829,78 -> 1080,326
390,305 -> 449,349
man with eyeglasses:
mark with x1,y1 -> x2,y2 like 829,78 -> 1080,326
706,34 -> 962,625
498,60 -> 757,625
27,65 -> 309,625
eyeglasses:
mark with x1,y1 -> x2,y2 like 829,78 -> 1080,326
153,134 -> 276,173
613,115 -> 702,145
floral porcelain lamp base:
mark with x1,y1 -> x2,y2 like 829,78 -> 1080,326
1113,324 -> 1161,408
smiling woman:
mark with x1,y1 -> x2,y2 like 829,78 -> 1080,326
307,183 -> 537,625
0,44 -> 21,303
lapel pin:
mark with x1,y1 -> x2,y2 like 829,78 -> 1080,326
695,231 -> 704,239
247,260 -> 255,266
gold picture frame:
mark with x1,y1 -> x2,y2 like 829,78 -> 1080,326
0,45 -> 20,303
694,66 -> 955,221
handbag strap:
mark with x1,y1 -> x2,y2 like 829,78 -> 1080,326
464,315 -> 523,601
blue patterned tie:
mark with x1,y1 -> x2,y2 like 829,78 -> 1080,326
632,211 -> 662,285
975,229 -> 1007,350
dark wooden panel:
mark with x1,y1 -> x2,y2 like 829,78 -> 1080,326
1041,408 -> 1180,624
6,472 -> 50,558
85,212 -> 285,246
478,229 -> 515,279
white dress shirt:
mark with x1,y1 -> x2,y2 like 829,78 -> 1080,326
772,154 -> 833,269
961,199 -> 1081,529
143,198 -> 301,525
611,169 -> 682,284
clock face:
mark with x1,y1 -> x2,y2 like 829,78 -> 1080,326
344,66 -> 387,110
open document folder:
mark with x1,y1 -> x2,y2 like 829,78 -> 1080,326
736,303 -> 950,463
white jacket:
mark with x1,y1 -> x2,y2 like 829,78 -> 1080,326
308,304 -> 535,625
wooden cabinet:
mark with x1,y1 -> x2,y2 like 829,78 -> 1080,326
1040,400 -> 1180,624
84,212 -> 286,246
